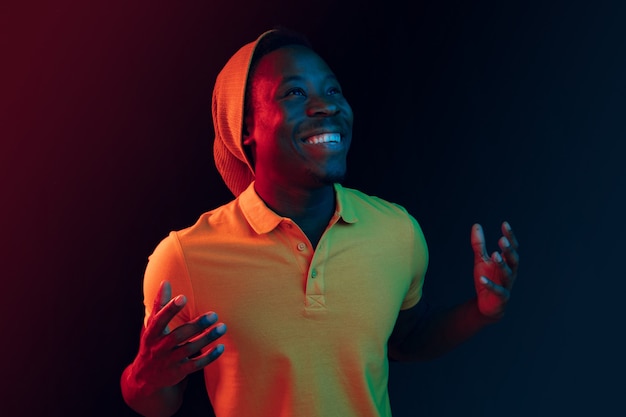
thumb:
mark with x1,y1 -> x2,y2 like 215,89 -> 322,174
155,280 -> 172,313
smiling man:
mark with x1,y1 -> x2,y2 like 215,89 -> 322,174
242,40 -> 354,248
121,28 -> 519,417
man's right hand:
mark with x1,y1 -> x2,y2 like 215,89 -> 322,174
127,280 -> 226,396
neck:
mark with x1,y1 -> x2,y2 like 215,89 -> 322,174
253,179 -> 336,246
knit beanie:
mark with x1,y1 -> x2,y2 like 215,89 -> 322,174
212,29 -> 276,197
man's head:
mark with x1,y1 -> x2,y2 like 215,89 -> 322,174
212,28 -> 353,196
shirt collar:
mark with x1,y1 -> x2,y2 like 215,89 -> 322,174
333,183 -> 358,224
238,182 -> 358,235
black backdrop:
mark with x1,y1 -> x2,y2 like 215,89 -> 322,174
2,1 -> 625,416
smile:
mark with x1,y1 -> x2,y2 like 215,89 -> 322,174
303,133 -> 341,145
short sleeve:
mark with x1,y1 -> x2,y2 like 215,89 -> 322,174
400,213 -> 429,310
143,231 -> 195,329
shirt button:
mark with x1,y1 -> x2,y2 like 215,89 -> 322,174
311,269 -> 317,278
297,242 -> 306,251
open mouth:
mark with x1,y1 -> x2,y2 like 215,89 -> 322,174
302,133 -> 341,145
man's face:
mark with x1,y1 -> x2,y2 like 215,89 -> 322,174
244,45 -> 353,190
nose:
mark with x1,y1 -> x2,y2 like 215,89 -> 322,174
306,94 -> 339,117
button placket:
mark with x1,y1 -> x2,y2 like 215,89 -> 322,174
279,220 -> 312,277
305,242 -> 326,309
303,223 -> 335,311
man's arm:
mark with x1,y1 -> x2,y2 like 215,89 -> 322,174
121,281 -> 226,417
388,297 -> 500,361
389,222 -> 519,362
121,357 -> 188,417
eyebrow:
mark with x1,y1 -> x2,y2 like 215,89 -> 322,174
280,74 -> 339,84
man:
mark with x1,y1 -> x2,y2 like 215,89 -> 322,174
121,28 -> 519,417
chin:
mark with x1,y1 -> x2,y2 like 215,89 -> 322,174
303,162 -> 347,186
314,169 -> 347,186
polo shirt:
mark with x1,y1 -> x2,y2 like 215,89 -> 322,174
142,182 -> 429,417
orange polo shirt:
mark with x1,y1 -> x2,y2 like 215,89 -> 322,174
143,182 -> 428,417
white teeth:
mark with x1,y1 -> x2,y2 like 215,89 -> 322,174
304,133 -> 341,144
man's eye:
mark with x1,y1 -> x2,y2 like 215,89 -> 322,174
286,88 -> 306,97
328,87 -> 342,95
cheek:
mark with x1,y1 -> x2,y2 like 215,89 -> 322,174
342,103 -> 354,124
256,117 -> 293,153
253,104 -> 286,137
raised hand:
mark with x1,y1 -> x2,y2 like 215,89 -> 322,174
130,280 -> 227,394
471,222 -> 519,318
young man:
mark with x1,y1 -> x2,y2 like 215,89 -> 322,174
121,28 -> 519,417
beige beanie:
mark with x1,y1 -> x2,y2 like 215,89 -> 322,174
212,29 -> 276,197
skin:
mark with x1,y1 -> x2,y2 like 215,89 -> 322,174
388,222 -> 519,361
121,42 -> 520,415
243,45 -> 354,247
120,281 -> 227,417
472,221 -> 519,318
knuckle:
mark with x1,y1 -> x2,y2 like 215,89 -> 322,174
184,343 -> 199,358
169,328 -> 187,345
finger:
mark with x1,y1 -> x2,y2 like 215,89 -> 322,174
144,294 -> 187,341
491,251 -> 514,289
471,223 -> 489,264
179,343 -> 225,375
167,312 -> 220,347
501,221 -> 519,250
498,236 -> 519,274
154,280 -> 172,314
479,275 -> 511,300
172,323 -> 227,362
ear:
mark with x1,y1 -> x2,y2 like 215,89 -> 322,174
242,116 -> 255,146
242,125 -> 252,145
241,118 -> 256,168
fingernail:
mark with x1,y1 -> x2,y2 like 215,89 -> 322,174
480,276 -> 489,284
200,313 -> 217,326
504,221 -> 511,231
216,323 -> 227,334
494,252 -> 502,262
174,295 -> 186,306
502,237 -> 510,247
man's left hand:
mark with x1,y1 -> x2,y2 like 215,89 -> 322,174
471,221 -> 519,318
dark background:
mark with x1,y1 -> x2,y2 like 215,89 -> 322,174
2,0 -> 625,416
